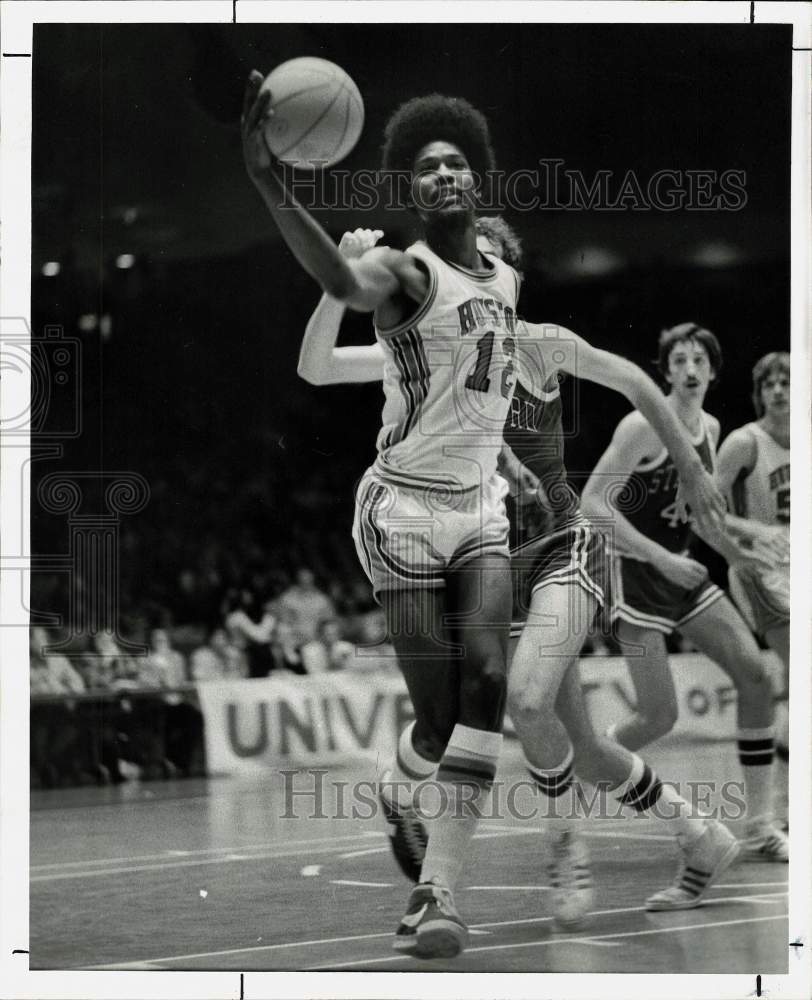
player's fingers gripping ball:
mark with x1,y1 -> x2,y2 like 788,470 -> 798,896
260,57 -> 364,169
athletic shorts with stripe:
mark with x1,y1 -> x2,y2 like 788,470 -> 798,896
352,466 -> 510,598
728,563 -> 789,636
510,516 -> 609,632
611,555 -> 724,635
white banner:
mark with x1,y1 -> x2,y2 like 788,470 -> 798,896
198,652 -> 783,774
198,670 -> 414,774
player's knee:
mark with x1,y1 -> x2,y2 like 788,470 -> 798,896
506,676 -> 556,726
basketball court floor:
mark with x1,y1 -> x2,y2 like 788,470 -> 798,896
30,739 -> 789,975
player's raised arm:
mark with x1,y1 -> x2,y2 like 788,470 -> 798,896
522,323 -> 726,536
297,229 -> 387,385
241,72 -> 427,312
581,414 -> 709,588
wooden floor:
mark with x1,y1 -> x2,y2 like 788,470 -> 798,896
30,740 -> 789,975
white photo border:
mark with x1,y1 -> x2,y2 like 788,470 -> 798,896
1,2 -> 809,998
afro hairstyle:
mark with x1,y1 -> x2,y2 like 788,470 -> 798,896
380,94 -> 497,183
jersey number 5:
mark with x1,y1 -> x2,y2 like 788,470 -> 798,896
776,487 -> 790,523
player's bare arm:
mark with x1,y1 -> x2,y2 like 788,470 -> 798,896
297,229 -> 386,385
715,427 -> 790,561
522,323 -> 726,534
241,72 -> 427,314
581,413 -> 708,589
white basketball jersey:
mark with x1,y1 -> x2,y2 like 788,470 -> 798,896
731,422 -> 790,526
373,241 -> 521,490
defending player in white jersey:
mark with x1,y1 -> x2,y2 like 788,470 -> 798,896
716,353 -> 790,756
243,81 -> 522,958
581,325 -> 788,862
300,221 -> 737,918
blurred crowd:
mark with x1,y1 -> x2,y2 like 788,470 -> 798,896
30,566 -> 387,696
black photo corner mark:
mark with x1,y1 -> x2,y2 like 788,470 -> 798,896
12,949 -> 29,955
755,974 -> 762,997
790,937 -> 805,954
239,972 -> 244,1000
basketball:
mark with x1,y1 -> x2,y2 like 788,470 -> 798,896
260,57 -> 364,169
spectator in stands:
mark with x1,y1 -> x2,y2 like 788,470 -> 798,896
29,626 -> 85,694
277,567 -> 335,647
146,628 -> 188,688
224,589 -> 276,678
270,619 -> 308,675
81,632 -> 145,690
301,619 -> 355,674
190,628 -> 248,680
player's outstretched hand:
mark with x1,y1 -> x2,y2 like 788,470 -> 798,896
660,552 -> 708,590
241,70 -> 275,180
675,467 -> 726,535
338,228 -> 385,260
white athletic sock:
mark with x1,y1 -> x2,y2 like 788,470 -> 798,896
420,725 -> 502,889
380,721 -> 437,808
610,754 -> 707,844
525,745 -> 577,832
737,726 -> 775,828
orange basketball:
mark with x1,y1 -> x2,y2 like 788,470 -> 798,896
260,57 -> 364,169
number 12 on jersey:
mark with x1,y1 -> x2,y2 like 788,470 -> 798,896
465,332 -> 515,399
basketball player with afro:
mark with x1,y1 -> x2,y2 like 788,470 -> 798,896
244,80 -> 526,959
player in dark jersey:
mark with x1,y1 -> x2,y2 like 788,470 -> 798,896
300,221 -> 738,918
582,323 -> 788,862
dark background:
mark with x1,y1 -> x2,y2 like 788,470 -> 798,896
30,23 -> 792,636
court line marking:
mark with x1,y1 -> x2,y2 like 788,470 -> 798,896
338,847 -> 390,859
83,895 -> 786,970
33,827 -> 539,881
34,822 -> 679,873
466,885 -> 550,891
31,831 -> 384,870
714,882 -> 788,889
305,913 -> 789,969
582,830 -> 673,843
85,903 -> 653,968
331,879 -> 394,888
31,843 -> 387,882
